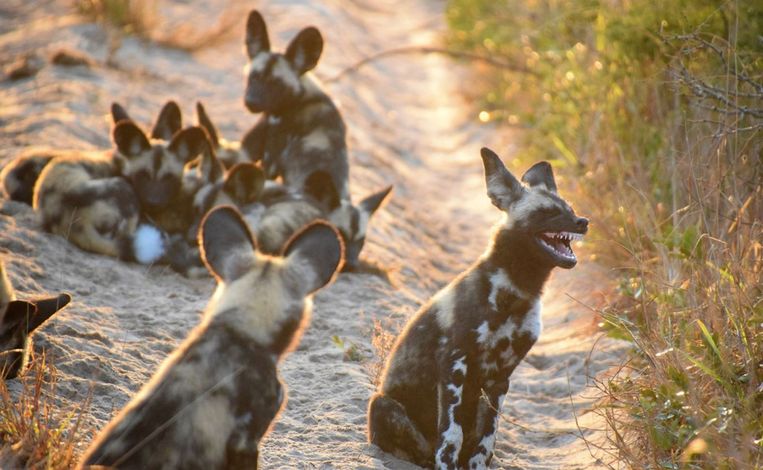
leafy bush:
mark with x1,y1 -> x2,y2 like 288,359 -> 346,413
447,0 -> 762,467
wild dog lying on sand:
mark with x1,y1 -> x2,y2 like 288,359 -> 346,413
31,118 -> 204,263
249,172 -> 392,271
368,148 -> 589,469
0,260 -> 71,379
242,10 -> 349,200
0,101 -> 184,206
80,206 -> 344,469
0,101 -> 186,207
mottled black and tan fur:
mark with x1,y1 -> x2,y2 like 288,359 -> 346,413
0,260 -> 71,379
196,102 -> 253,169
242,10 -> 349,200
246,173 -> 392,270
80,206 -> 344,469
368,148 -> 589,469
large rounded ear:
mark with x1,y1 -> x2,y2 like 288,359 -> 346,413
27,293 -> 71,333
521,161 -> 558,193
199,206 -> 257,282
480,147 -> 523,210
113,121 -> 150,158
304,171 -> 340,211
151,100 -> 183,141
1,300 -> 36,332
245,10 -> 270,59
195,143 -> 224,184
282,221 -> 343,295
196,102 -> 220,147
110,102 -> 131,125
224,163 -> 265,205
285,27 -> 323,74
169,127 -> 210,164
359,185 -> 393,217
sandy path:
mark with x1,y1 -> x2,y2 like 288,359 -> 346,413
0,0 -> 626,468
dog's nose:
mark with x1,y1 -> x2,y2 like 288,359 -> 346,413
576,217 -> 589,232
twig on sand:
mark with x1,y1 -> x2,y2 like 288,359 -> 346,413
324,46 -> 536,84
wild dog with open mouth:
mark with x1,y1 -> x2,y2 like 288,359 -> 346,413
246,172 -> 392,271
241,10 -> 349,201
80,206 -> 344,469
367,148 -> 589,469
0,260 -> 71,379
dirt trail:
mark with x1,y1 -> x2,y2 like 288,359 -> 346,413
0,0 -> 626,468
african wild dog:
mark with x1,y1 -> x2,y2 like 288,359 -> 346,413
0,260 -> 71,379
32,117 -> 203,263
246,172 -> 392,271
80,205 -> 344,469
0,101 -> 185,207
196,101 -> 252,169
242,10 -> 349,200
367,148 -> 589,469
1,150 -> 59,205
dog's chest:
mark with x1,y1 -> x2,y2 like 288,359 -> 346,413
473,297 -> 542,375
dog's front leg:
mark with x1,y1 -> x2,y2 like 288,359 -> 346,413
463,379 -> 510,469
434,350 -> 468,470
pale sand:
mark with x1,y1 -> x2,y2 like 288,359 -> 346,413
0,0 -> 627,467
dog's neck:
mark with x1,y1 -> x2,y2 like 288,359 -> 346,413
481,225 -> 554,298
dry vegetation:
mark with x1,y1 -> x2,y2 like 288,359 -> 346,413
0,355 -> 89,469
448,0 -> 761,467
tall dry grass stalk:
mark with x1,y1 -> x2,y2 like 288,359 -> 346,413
0,354 -> 90,469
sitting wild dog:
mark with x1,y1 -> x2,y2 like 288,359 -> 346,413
80,206 -> 344,469
0,260 -> 71,379
32,118 -> 204,263
367,148 -> 589,469
242,10 -> 349,201
247,172 -> 392,271
196,101 -> 254,169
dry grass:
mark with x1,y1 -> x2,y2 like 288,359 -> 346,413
0,354 -> 90,469
447,0 -> 762,467
366,319 -> 398,387
76,0 -> 244,53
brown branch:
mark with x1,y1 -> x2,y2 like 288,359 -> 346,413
324,46 -> 536,84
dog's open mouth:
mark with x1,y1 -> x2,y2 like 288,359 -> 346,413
537,231 -> 584,266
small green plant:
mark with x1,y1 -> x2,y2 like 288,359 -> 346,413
331,335 -> 363,363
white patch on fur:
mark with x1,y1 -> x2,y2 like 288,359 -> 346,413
133,224 -> 165,264
452,356 -> 467,376
436,382 -> 464,467
488,269 -> 527,310
433,286 -> 457,329
302,130 -> 331,152
355,208 -> 370,241
475,321 -> 490,344
271,58 -> 301,92
509,190 -> 558,224
519,298 -> 543,342
247,53 -> 269,74
267,115 -> 281,126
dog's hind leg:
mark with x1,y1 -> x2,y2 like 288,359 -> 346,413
368,394 -> 433,468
